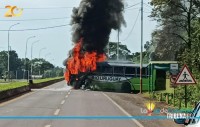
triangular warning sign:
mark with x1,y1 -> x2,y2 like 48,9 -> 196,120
175,65 -> 196,84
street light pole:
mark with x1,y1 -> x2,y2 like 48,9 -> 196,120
31,40 -> 39,79
25,36 -> 35,81
39,47 -> 46,76
8,23 -> 20,81
45,53 -> 51,60
39,48 -> 46,59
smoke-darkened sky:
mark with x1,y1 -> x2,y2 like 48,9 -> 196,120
71,0 -> 126,53
0,0 -> 156,67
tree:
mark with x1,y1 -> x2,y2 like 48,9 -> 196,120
150,0 -> 200,107
150,0 -> 200,62
0,50 -> 22,77
31,58 -> 54,75
107,42 -> 131,60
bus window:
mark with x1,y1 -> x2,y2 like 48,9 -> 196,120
136,68 -> 147,77
142,68 -> 146,76
125,67 -> 135,77
113,66 -> 124,76
102,66 -> 113,74
136,68 -> 140,77
96,66 -> 101,73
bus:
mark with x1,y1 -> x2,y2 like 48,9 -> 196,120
86,61 -> 150,93
68,60 -> 178,93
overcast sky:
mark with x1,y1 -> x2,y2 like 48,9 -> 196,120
0,0 -> 156,67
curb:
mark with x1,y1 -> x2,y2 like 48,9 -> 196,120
0,85 -> 31,101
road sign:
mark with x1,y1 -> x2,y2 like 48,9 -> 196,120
175,65 -> 196,85
170,63 -> 179,75
170,64 -> 178,70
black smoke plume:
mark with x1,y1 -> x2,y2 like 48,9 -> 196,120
71,0 -> 126,53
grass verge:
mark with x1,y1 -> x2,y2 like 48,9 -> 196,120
32,77 -> 64,84
0,77 -> 64,91
0,82 -> 28,91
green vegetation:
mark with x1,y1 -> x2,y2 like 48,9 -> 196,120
0,82 -> 28,91
33,77 -> 64,84
0,50 -> 64,80
142,0 -> 200,109
0,77 -> 64,91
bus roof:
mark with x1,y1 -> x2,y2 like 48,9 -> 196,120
97,61 -> 148,67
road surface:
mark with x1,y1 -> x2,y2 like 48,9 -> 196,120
0,81 -> 143,127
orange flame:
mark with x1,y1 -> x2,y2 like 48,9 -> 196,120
64,39 -> 106,84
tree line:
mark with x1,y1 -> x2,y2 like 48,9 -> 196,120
0,50 -> 63,80
147,0 -> 200,106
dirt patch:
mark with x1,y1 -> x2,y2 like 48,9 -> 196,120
105,92 -> 184,127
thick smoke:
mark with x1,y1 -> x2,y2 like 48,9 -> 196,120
71,0 -> 126,53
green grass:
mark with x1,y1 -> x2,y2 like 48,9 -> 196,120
0,82 -> 28,91
0,77 -> 64,91
33,77 -> 64,84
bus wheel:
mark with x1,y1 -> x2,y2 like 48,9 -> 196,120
121,82 -> 131,93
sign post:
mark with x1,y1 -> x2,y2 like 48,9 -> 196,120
170,63 -> 179,106
175,65 -> 197,108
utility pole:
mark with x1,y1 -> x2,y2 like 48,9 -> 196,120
140,0 -> 144,94
117,29 -> 119,60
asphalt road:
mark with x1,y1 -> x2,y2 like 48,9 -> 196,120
0,81 -> 143,127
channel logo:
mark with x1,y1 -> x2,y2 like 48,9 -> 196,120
4,5 -> 23,17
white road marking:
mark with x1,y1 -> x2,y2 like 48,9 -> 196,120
54,109 -> 60,116
102,93 -> 144,127
65,95 -> 68,98
61,100 -> 65,105
44,125 -> 51,127
68,92 -> 71,95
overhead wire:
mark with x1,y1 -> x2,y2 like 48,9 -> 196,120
0,17 -> 71,21
121,9 -> 140,41
0,3 -> 140,22
0,3 -> 143,31
0,24 -> 70,31
0,6 -> 74,10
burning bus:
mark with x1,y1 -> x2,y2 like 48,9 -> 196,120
64,58 -> 149,93
64,0 -> 126,89
64,39 -> 106,89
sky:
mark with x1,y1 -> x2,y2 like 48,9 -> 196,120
0,0 -> 157,67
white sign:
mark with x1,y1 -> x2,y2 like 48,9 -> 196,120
175,65 -> 196,84
91,76 -> 131,82
170,64 -> 178,70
